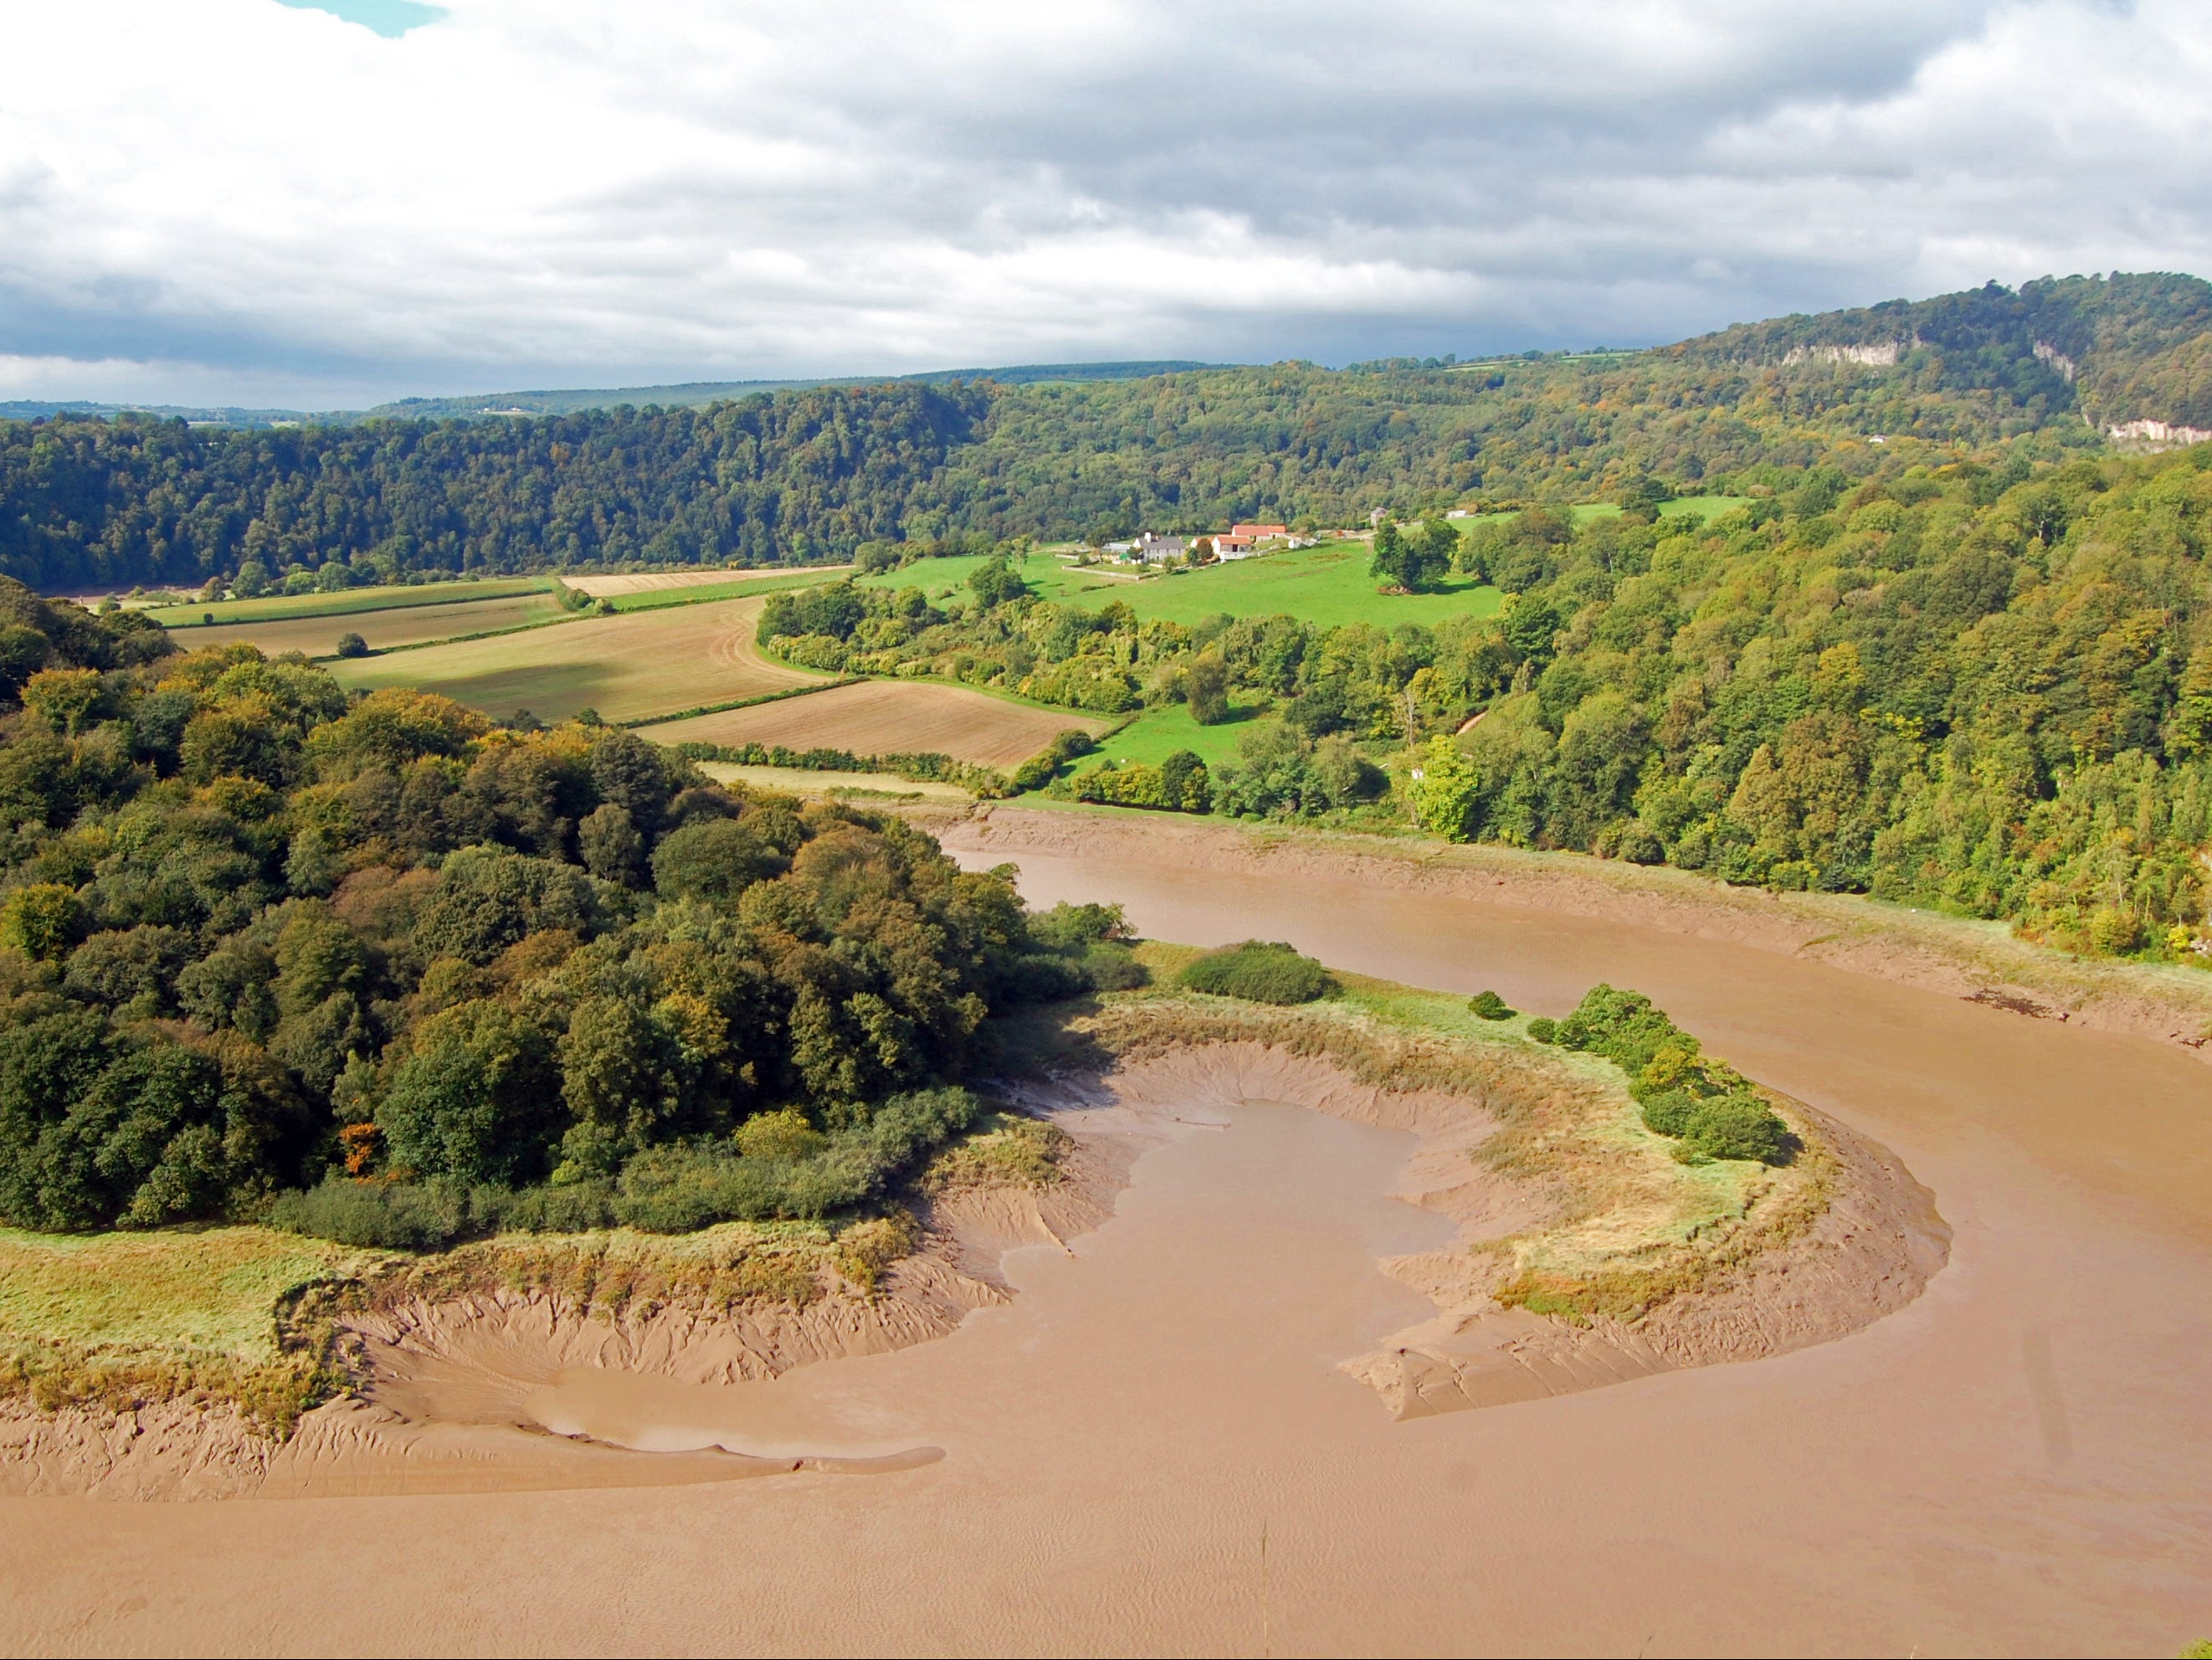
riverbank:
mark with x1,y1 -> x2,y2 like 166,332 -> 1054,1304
0,953 -> 1942,1498
994,963 -> 1944,1416
937,802 -> 2212,1061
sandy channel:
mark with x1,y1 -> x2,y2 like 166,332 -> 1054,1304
2,843 -> 2209,1653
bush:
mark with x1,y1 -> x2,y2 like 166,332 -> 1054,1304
1526,1016 -> 1558,1043
1178,940 -> 1335,1005
1060,753 -> 1211,813
1470,989 -> 1515,1020
268,1177 -> 475,1251
1010,727 -> 1098,792
334,632 -> 369,659
1677,1093 -> 1795,1164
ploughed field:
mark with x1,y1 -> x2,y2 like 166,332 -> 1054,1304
640,677 -> 1112,768
327,593 -> 829,722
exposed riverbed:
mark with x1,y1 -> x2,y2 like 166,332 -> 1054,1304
0,836 -> 2205,1656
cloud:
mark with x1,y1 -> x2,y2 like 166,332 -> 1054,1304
1,0 -> 2208,403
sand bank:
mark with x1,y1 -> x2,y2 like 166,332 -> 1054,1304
1006,1025 -> 1944,1418
939,804 -> 2212,1060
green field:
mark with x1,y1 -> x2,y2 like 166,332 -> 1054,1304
1084,700 -> 1268,771
864,542 -> 1506,630
153,576 -> 553,629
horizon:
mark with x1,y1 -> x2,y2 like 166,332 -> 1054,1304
8,2 -> 2212,409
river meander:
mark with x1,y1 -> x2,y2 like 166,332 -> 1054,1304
0,842 -> 2205,1656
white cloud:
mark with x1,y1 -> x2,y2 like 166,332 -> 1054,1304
1,0 -> 2207,403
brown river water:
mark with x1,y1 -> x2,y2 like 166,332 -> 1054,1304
1,845 -> 2207,1656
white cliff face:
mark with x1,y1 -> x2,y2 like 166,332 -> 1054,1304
2107,418 -> 2212,449
2032,341 -> 2078,382
1782,341 -> 1906,367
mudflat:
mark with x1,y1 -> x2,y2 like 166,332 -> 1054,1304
2,835 -> 2207,1655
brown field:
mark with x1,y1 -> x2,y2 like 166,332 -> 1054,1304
328,594 -> 829,723
640,678 -> 1111,767
562,564 -> 849,598
171,594 -> 569,659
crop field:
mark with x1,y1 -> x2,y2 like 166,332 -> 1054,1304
329,594 -> 828,722
179,593 -> 571,659
640,677 -> 1111,768
562,564 -> 849,598
151,576 -> 550,628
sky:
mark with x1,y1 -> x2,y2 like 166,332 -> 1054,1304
3,0 -> 2209,408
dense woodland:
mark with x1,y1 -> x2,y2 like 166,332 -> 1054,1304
760,443 -> 2212,959
6,275 -> 2211,592
0,591 -> 1140,1240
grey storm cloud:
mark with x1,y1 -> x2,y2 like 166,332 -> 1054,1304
1,0 -> 2207,405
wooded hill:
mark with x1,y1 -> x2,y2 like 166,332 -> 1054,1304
6,273 -> 2211,593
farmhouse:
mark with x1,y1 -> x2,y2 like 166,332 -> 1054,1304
1229,522 -> 1288,539
1132,532 -> 1187,563
1213,533 -> 1256,560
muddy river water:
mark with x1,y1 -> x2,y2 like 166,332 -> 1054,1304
2,845 -> 2208,1656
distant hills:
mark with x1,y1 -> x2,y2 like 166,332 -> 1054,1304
1673,271 -> 2212,434
0,362 -> 1224,431
6,273 -> 2212,591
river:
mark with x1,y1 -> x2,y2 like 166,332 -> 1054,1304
0,843 -> 2204,1656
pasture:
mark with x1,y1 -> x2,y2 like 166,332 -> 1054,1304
1085,699 -> 1270,771
639,678 -> 1111,768
179,593 -> 570,659
860,543 -> 1505,630
328,594 -> 827,723
151,576 -> 550,628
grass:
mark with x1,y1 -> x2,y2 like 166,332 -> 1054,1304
151,577 -> 552,627
329,593 -> 828,723
863,545 -> 1505,630
0,1225 -> 385,1426
1085,699 -> 1266,771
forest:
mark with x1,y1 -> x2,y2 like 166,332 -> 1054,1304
754,442 -> 2212,961
0,583 -> 1140,1244
5,273 -> 2210,593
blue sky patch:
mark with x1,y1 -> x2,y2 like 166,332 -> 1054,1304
273,0 -> 447,39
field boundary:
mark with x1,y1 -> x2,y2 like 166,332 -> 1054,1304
152,577 -> 557,629
619,676 -> 860,730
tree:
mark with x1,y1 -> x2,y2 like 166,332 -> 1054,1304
1184,655 -> 1231,725
335,632 -> 369,658
968,555 -> 1030,610
1407,735 -> 1482,840
378,999 -> 562,1185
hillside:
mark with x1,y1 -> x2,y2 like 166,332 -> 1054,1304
3,273 -> 2210,592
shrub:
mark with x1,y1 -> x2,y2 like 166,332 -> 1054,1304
1178,940 -> 1335,1004
268,1176 -> 475,1251
1526,1016 -> 1558,1042
1009,727 -> 1100,793
1470,989 -> 1515,1020
1060,753 -> 1211,813
334,632 -> 369,659
1678,1093 -> 1795,1164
